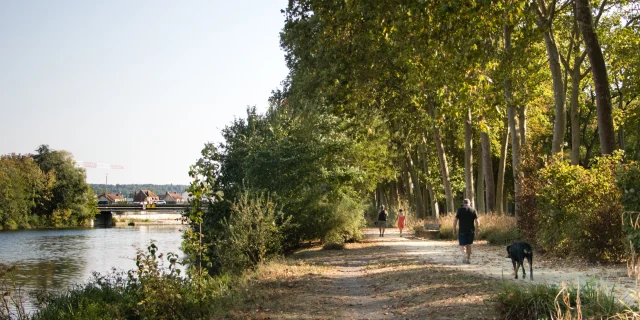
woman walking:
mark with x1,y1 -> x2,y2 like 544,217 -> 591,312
397,209 -> 405,237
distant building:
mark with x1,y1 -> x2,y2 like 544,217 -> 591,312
182,191 -> 194,203
162,192 -> 184,204
134,190 -> 159,204
97,193 -> 126,204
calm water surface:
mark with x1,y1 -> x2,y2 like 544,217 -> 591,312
0,225 -> 184,311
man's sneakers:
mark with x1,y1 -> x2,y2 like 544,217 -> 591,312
462,257 -> 471,264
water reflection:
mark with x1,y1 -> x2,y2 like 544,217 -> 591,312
0,226 -> 184,312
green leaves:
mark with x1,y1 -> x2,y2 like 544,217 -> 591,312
0,146 -> 96,230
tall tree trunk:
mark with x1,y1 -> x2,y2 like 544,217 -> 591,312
570,55 -> 582,165
423,186 -> 430,218
504,25 -> 523,216
519,106 -> 527,148
543,31 -> 567,154
390,180 -> 399,209
464,108 -> 475,207
476,148 -> 485,214
496,126 -> 510,214
402,162 -> 413,212
371,192 -> 376,212
419,142 -> 439,219
481,124 -> 496,212
427,100 -> 455,214
406,149 -> 426,219
575,0 -> 616,154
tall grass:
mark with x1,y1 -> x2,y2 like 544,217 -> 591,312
494,280 -> 635,320
438,213 -> 519,244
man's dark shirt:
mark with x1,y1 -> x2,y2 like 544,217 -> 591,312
378,210 -> 387,221
455,205 -> 478,233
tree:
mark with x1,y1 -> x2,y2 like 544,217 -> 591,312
575,0 -> 616,154
33,145 -> 97,226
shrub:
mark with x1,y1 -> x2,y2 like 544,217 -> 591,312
32,243 -> 240,320
518,151 -> 626,262
494,280 -> 632,320
616,161 -> 640,277
214,192 -> 292,273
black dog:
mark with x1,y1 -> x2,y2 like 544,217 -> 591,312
506,242 -> 533,280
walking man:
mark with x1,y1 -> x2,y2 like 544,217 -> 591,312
377,205 -> 388,237
453,199 -> 479,264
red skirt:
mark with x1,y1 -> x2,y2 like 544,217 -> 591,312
397,216 -> 405,229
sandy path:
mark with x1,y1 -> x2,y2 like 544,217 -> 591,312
364,228 -> 640,306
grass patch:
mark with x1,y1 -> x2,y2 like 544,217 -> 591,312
494,280 -> 634,320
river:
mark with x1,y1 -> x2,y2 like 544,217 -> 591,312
0,225 -> 184,313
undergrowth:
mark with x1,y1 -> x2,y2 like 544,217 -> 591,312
494,280 -> 635,320
438,213 -> 519,245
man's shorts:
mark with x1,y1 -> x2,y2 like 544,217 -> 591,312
458,232 -> 475,246
378,221 -> 387,228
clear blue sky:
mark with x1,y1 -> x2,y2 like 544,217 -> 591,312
0,0 -> 289,185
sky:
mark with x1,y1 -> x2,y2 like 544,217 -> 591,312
0,0 -> 289,185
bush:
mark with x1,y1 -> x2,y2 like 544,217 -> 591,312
518,152 -> 625,262
616,161 -> 640,277
214,192 -> 292,274
33,243 -> 240,320
494,280 -> 632,320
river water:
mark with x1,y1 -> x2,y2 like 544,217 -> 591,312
0,225 -> 184,313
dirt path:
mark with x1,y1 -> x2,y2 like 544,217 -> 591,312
234,228 -> 639,319
368,228 -> 639,306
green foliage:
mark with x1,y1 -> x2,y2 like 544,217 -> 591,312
616,161 -> 640,257
494,281 -> 632,320
523,152 -> 625,262
191,105 -> 373,272
182,143 -> 224,279
0,146 -> 96,230
214,192 -> 292,273
33,243 -> 239,320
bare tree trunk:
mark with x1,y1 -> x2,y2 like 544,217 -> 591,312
476,148 -> 485,214
402,162 -> 413,212
406,149 -> 426,219
576,0 -> 616,154
464,108 -> 475,207
496,126 -> 510,214
570,56 -> 582,165
519,106 -> 527,148
543,32 -> 567,154
419,142 -> 439,219
504,25 -> 523,217
390,180 -> 399,209
427,100 -> 455,214
481,124 -> 496,212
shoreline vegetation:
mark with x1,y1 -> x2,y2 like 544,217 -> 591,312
0,145 -> 97,231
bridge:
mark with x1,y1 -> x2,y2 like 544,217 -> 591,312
97,204 -> 191,212
94,204 -> 192,227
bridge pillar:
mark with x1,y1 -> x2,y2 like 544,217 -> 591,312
94,211 -> 114,227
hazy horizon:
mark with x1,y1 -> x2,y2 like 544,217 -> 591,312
0,0 -> 289,185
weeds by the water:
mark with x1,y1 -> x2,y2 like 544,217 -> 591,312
0,264 -> 28,320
